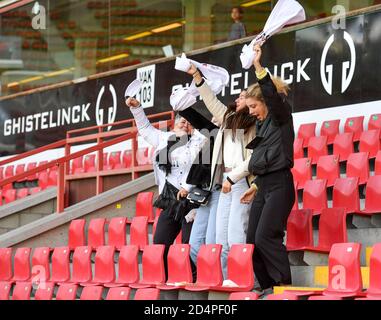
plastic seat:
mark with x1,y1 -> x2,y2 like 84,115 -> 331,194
323,243 -> 363,297
368,113 -> 381,131
17,188 -> 29,200
12,248 -> 31,282
32,247 -> 51,283
51,247 -> 70,283
308,136 -> 328,164
104,245 -> 139,287
333,132 -> 354,162
365,243 -> 381,298
56,284 -> 78,300
134,288 -> 160,300
26,162 -> 38,181
3,189 -> 17,204
47,170 -> 58,187
346,152 -> 369,185
302,179 -> 328,215
376,151 -> 381,176
320,119 -> 340,145
286,209 -> 313,251
12,282 -> 33,300
157,244 -> 193,290
88,218 -> 106,249
29,187 -> 42,195
359,129 -> 380,158
316,155 -> 340,187
293,138 -> 304,159
0,248 -> 12,281
4,165 -> 14,179
292,158 -> 312,190
15,164 -> 26,182
106,287 -> 131,300
266,293 -> 299,300
345,116 -> 364,141
308,295 -> 343,300
84,154 -> 96,173
360,175 -> 381,215
34,282 -> 55,300
210,244 -> 255,292
68,219 -> 86,250
184,244 -> 223,292
82,246 -> 115,286
229,292 -> 259,300
71,156 -> 84,174
70,246 -> 92,284
135,192 -> 155,222
108,217 -> 127,249
129,216 -> 149,250
129,244 -> 165,289
0,282 -> 12,300
332,177 -> 360,214
38,172 -> 49,190
109,151 -> 123,169
137,148 -> 150,166
297,123 -> 316,148
123,150 -> 133,168
80,286 -> 104,300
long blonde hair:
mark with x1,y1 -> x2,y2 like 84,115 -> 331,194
246,76 -> 290,102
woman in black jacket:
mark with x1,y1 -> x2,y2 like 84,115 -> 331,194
240,44 -> 295,297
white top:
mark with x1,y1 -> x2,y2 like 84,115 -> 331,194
130,106 -> 207,193
223,130 -> 245,169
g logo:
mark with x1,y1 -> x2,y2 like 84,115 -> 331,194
95,84 -> 117,131
320,31 -> 356,95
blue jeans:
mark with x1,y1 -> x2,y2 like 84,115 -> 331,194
189,188 -> 221,265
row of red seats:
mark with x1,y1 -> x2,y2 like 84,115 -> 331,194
0,188 -> 41,206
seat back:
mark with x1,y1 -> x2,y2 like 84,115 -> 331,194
34,282 -> 55,300
308,136 -> 328,164
317,208 -> 348,251
226,244 -> 255,289
51,247 -> 71,283
140,245 -> 165,285
134,288 -> 160,300
71,156 -> 84,174
117,245 -> 139,284
196,244 -> 223,287
293,138 -> 304,159
137,148 -> 150,165
0,282 -> 11,300
12,282 -> 32,300
17,188 -> 29,200
26,162 -> 38,181
320,119 -> 340,144
297,123 -> 316,148
0,248 -> 12,281
130,216 -> 149,249
84,154 -> 96,172
368,243 -> 381,296
292,158 -> 312,190
68,219 -> 86,249
56,284 -> 78,300
359,129 -> 381,158
32,247 -> 51,282
108,217 -> 127,249
123,150 -> 133,168
332,177 -> 360,214
93,246 -> 115,283
109,151 -> 122,169
4,165 -> 14,179
368,114 -> 381,130
71,246 -> 92,283
106,287 -> 131,300
4,189 -> 16,204
346,152 -> 370,185
135,192 -> 154,221
333,132 -> 354,161
80,286 -> 104,300
316,155 -> 340,187
88,218 -> 106,248
286,209 -> 313,250
13,247 -> 31,281
302,179 -> 328,214
345,116 -> 364,141
229,292 -> 259,300
364,176 -> 381,213
166,244 -> 193,284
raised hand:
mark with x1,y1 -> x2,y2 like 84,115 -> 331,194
125,97 -> 140,108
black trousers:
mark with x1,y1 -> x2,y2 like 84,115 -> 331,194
153,208 -> 193,281
246,169 -> 295,290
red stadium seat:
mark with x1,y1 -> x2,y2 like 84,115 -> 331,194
332,177 -> 360,214
70,246 -> 92,284
15,164 -> 26,182
210,244 -> 255,292
108,217 -> 127,249
87,218 -> 106,249
51,247 -> 70,283
84,154 -> 96,173
34,282 -> 55,300
365,243 -> 381,298
38,171 -> 49,190
333,132 -> 354,162
368,114 -> 381,131
123,150 -> 133,168
12,282 -> 32,300
12,247 -> 31,282
376,151 -> 381,176
157,244 -> 193,290
320,119 -> 340,145
82,246 -> 115,286
308,136 -> 328,164
3,189 -> 17,204
308,295 -> 343,300
298,123 -> 316,148
134,288 -> 160,300
29,187 -> 42,195
4,165 -> 14,179
316,155 -> 340,187
184,244 -> 223,292
26,162 -> 38,181
104,245 -> 139,287
346,152 -> 369,185
345,116 -> 364,141
71,156 -> 84,174
293,138 -> 304,159
360,175 -> 381,215
136,192 -> 155,222
129,244 -> 165,289
80,286 -> 103,300
137,147 -> 150,166
68,219 -> 86,249
286,209 -> 313,251
17,188 -> 29,200
0,248 -> 12,281
229,292 -> 259,300
302,179 -> 328,215
292,158 -> 312,190
106,287 -> 131,300
56,284 -> 78,300
0,282 -> 11,300
323,243 -> 363,298
130,216 -> 149,250
32,247 -> 50,283
109,151 -> 123,169
266,293 -> 299,300
47,170 -> 58,187
359,129 -> 381,158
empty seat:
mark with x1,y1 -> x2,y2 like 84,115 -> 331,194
184,244 -> 223,292
292,158 -> 312,190
80,286 -> 104,300
302,179 -> 328,215
12,248 -> 31,282
4,165 -> 14,179
0,248 -> 12,281
308,136 -> 328,164
360,175 -> 381,215
70,246 -> 92,284
297,123 -> 316,148
293,138 -> 304,159
34,282 -> 55,300
229,292 -> 259,300
320,119 -> 340,145
123,150 -> 133,168
84,154 -> 96,173
129,244 -> 165,289
12,282 -> 32,300
3,189 -> 17,204
82,246 -> 115,286
56,284 -> 78,300
17,188 -> 29,200
359,129 -> 381,158
106,287 -> 131,300
286,209 -> 313,251
345,116 -> 364,141
365,243 -> 381,298
266,293 -> 299,300
68,219 -> 86,249
368,114 -> 381,131
51,247 -> 70,283
0,282 -> 12,300
135,192 -> 155,222
316,155 -> 340,187
47,170 -> 58,187
87,218 -> 106,248
333,132 -> 354,162
32,247 -> 51,282
346,152 -> 369,185
323,243 -> 363,297
109,151 -> 123,169
137,148 -> 150,166
308,295 -> 343,300
376,151 -> 381,176
129,216 -> 149,250
71,156 -> 84,174
26,162 -> 38,181
332,177 -> 360,214
134,288 -> 160,300
15,164 -> 26,182
108,217 -> 127,249
29,187 -> 42,195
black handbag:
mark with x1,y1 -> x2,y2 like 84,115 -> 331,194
187,187 -> 212,206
